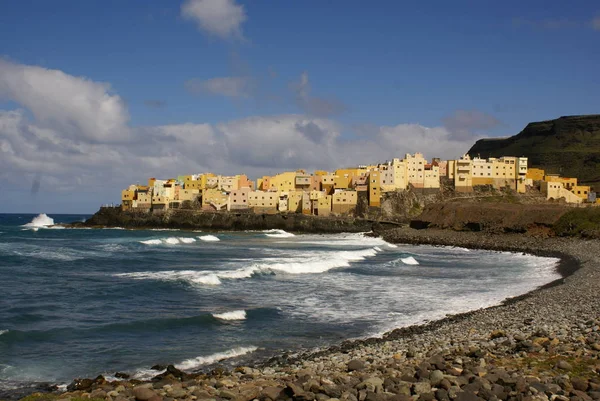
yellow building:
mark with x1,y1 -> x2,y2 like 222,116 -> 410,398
317,195 -> 332,216
332,190 -> 358,214
248,191 -> 279,210
287,191 -> 304,213
178,189 -> 200,202
450,155 -> 473,192
571,185 -> 590,200
380,159 -> 408,192
202,189 -> 228,210
423,164 -> 440,189
541,181 -> 582,204
526,168 -> 545,181
405,152 -> 427,188
368,171 -> 381,207
545,175 -> 577,191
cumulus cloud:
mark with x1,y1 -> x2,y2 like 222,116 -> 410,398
184,76 -> 251,98
0,59 -> 131,143
291,71 -> 347,117
442,109 -> 502,141
0,60 -> 474,208
181,0 -> 246,40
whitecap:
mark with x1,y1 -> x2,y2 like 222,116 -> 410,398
198,235 -> 220,242
175,346 -> 258,371
374,246 -> 382,252
164,237 -> 180,245
178,237 -> 196,244
131,368 -> 166,381
139,239 -> 162,245
212,310 -> 247,321
0,330 -> 8,336
263,229 -> 295,238
401,256 -> 419,265
115,270 -> 222,286
22,213 -> 54,228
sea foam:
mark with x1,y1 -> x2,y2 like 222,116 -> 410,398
175,346 -> 258,371
0,330 -> 8,336
263,229 -> 295,238
198,235 -> 220,242
22,214 -> 54,228
212,310 -> 247,321
401,256 -> 419,265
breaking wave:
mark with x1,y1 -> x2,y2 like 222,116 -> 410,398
0,330 -> 8,336
139,237 -> 197,245
175,346 -> 258,371
212,310 -> 247,321
401,256 -> 419,265
22,214 -> 54,228
264,229 -> 295,238
198,235 -> 220,242
115,247 -> 380,286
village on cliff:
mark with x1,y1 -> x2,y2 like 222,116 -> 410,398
120,153 -> 598,216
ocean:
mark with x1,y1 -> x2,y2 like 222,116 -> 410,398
0,213 -> 561,392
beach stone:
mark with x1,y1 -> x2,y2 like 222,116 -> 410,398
434,389 -> 450,401
413,382 -> 432,395
357,378 -> 384,393
219,389 -> 238,400
134,387 -> 159,401
348,360 -> 366,372
429,370 -> 444,386
571,390 -> 593,401
571,378 -> 589,392
555,360 -> 572,371
67,378 -> 94,392
168,388 -> 187,399
454,391 -> 485,401
262,386 -> 284,400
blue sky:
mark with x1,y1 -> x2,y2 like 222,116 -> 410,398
0,0 -> 599,213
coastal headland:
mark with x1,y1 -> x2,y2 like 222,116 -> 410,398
22,203 -> 600,401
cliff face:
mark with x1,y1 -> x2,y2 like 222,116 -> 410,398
409,202 -> 570,234
82,207 -> 380,233
468,115 -> 600,185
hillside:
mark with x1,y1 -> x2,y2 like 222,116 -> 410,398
468,115 -> 600,186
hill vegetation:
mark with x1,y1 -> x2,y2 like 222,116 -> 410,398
468,115 -> 600,187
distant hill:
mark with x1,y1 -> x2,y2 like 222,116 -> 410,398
467,115 -> 600,187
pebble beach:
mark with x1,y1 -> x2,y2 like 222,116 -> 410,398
16,228 -> 600,401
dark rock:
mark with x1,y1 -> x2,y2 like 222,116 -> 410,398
115,372 -> 131,379
67,378 -> 94,392
348,359 -> 366,372
455,391 -> 485,401
418,392 -> 435,401
435,389 -> 450,401
571,390 -> 593,401
151,364 -> 166,371
571,378 -> 589,392
389,395 -> 412,401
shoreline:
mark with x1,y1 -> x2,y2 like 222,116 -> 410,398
6,229 -> 600,401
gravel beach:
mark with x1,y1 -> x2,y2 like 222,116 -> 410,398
13,228 -> 600,401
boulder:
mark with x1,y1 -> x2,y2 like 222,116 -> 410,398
348,360 -> 366,372
133,386 -> 159,401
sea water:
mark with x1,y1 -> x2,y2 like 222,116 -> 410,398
0,213 -> 561,391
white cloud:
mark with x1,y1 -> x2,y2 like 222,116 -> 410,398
0,59 -> 130,143
0,60 -> 475,207
181,0 -> 246,40
184,76 -> 250,98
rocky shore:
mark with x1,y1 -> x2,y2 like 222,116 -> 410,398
12,228 -> 600,401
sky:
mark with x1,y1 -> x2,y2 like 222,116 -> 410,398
0,0 -> 599,213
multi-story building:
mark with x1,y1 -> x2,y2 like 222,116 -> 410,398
332,190 -> 358,215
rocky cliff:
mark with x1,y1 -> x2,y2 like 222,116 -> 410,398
79,207 -> 385,233
468,115 -> 600,186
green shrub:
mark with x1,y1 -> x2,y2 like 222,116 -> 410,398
553,207 -> 600,238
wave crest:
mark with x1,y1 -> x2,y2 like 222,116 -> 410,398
22,214 -> 54,228
212,310 -> 246,321
175,346 -> 258,371
198,235 -> 220,242
401,256 -> 419,265
264,229 -> 295,238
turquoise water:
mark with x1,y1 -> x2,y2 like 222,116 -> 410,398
0,213 -> 561,391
